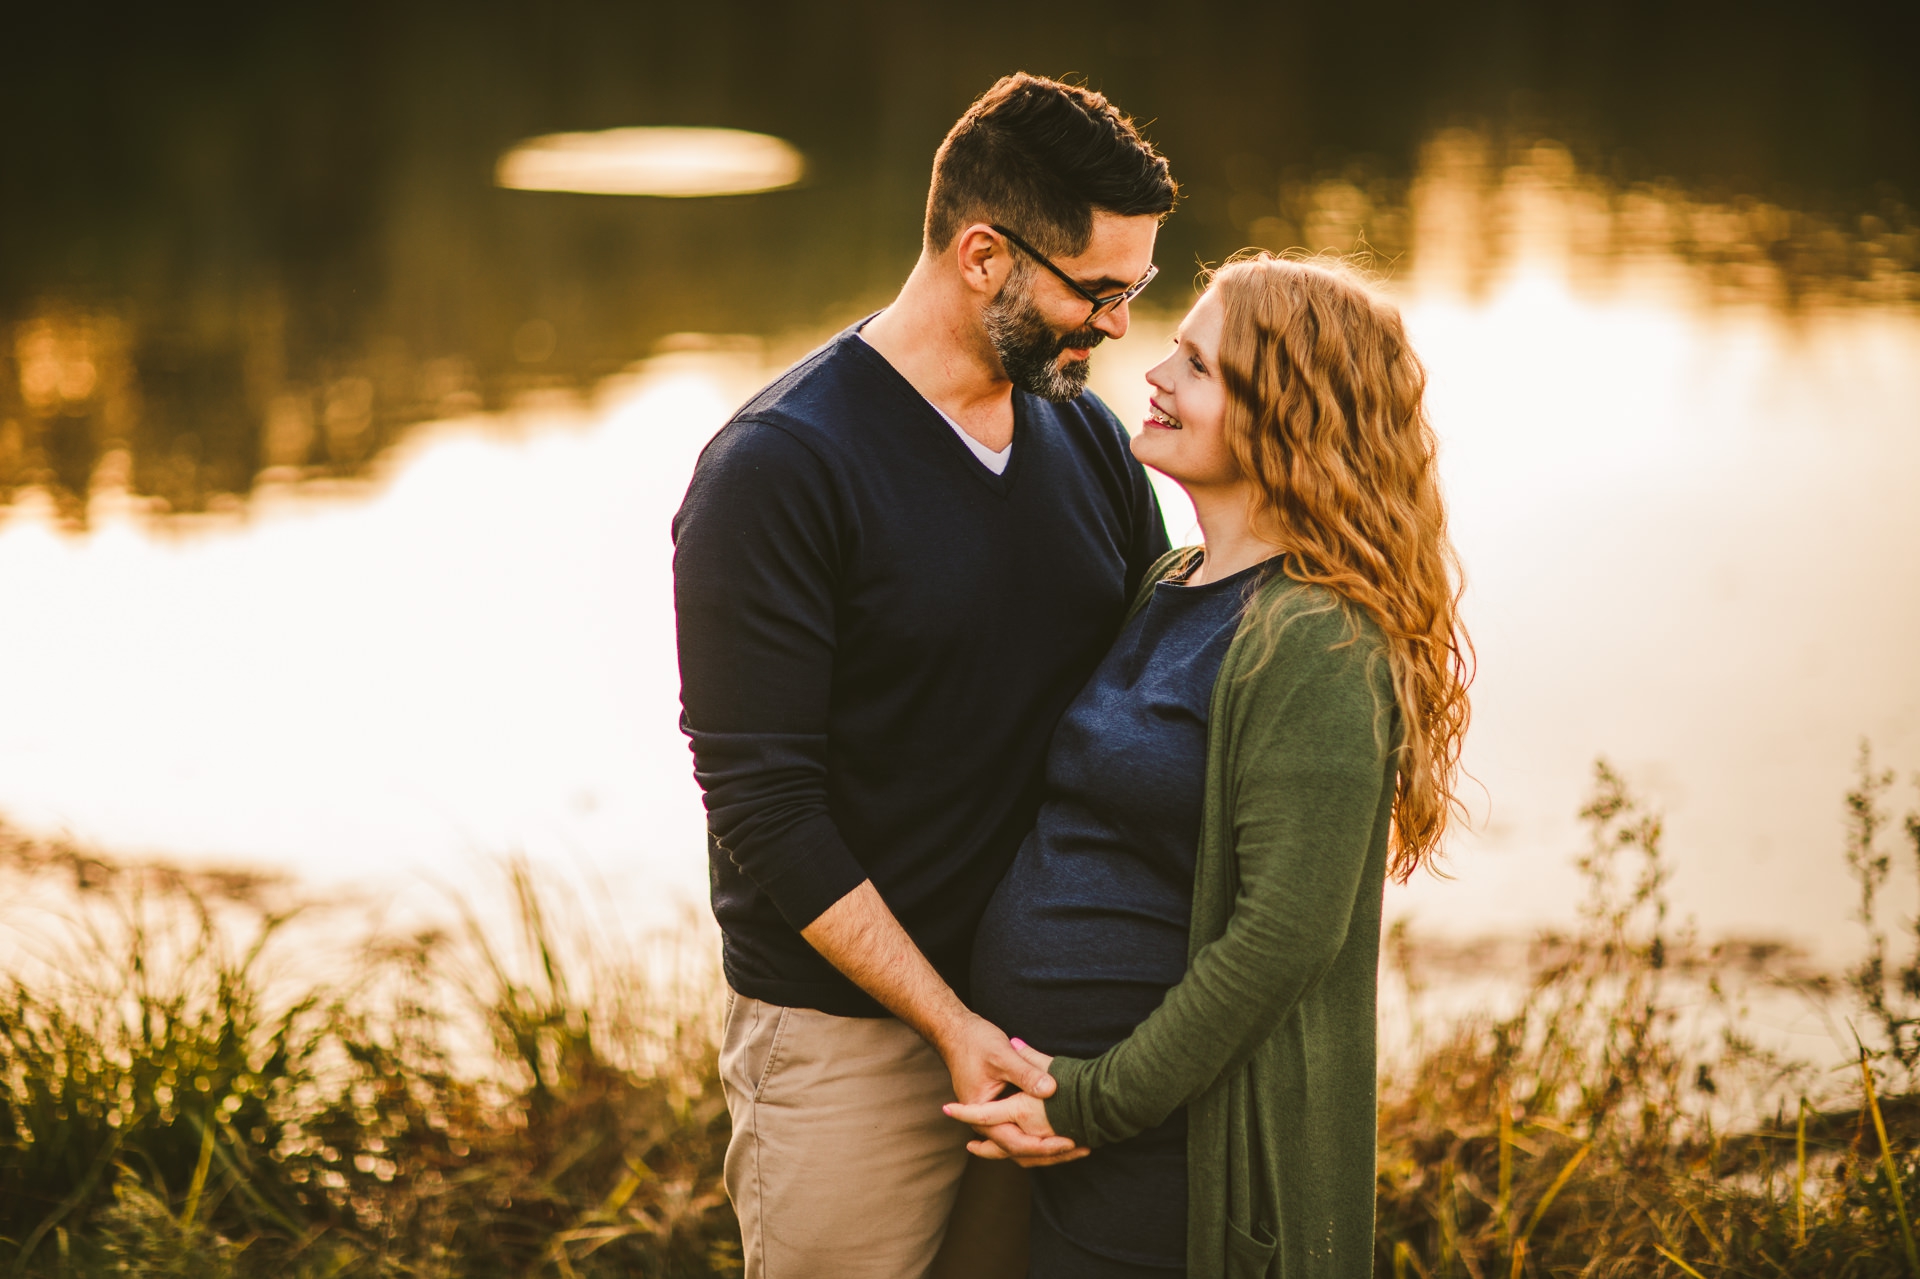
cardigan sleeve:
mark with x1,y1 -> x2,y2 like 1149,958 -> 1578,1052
1044,597 -> 1394,1148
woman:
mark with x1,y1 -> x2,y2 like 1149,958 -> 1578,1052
950,253 -> 1471,1279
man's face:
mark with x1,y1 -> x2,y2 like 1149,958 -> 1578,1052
984,211 -> 1159,402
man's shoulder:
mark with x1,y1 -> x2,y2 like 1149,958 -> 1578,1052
692,332 -> 883,483
727,327 -> 892,445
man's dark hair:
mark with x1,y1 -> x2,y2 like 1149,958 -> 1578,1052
924,73 -> 1177,259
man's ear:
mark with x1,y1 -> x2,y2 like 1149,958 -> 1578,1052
954,223 -> 1010,299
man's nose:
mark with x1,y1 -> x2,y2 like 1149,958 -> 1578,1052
1093,300 -> 1130,341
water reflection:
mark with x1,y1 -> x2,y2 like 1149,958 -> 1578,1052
2,263 -> 1916,956
3,129 -> 1916,523
0,347 -> 767,930
495,127 -> 805,196
4,29 -> 1920,959
1226,131 -> 1920,310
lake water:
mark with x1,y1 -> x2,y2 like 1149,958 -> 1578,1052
4,131 -> 1917,964
4,8 -> 1919,962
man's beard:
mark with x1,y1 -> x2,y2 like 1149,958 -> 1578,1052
983,270 -> 1105,402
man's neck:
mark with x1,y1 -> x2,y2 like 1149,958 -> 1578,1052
859,257 -> 1016,451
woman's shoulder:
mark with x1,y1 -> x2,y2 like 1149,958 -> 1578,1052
1229,574 -> 1391,694
1223,577 -> 1399,762
1248,573 -> 1382,641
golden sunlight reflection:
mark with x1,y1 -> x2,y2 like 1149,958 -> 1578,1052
494,127 -> 804,197
0,350 -> 767,930
2,135 -> 1918,963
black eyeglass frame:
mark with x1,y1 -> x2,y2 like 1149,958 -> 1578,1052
989,224 -> 1159,326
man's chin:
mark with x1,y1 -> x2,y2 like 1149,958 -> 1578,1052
1027,357 -> 1091,402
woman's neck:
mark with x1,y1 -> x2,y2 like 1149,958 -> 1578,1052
1185,480 -> 1287,586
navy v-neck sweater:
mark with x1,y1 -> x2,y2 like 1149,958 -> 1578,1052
673,323 -> 1170,1017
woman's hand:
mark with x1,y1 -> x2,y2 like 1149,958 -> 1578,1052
942,1040 -> 1090,1167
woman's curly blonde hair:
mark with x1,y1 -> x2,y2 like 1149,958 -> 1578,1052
1209,252 -> 1472,881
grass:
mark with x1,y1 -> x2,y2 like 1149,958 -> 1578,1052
1375,749 -> 1920,1277
0,843 -> 736,1277
2,747 -> 1919,1276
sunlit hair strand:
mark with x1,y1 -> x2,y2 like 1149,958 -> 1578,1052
1207,251 -> 1473,881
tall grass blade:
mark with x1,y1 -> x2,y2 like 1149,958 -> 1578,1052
1861,1051 -> 1920,1276
1496,1084 -> 1513,1237
1795,1096 -> 1809,1248
1681,1201 -> 1724,1260
1437,1157 -> 1458,1278
181,1114 -> 217,1229
1654,1244 -> 1707,1278
10,1125 -> 126,1276
1509,1142 -> 1590,1277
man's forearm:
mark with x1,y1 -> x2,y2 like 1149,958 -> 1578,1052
798,878 -> 1064,1128
798,879 -> 972,1050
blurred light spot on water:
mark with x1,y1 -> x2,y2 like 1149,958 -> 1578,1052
495,127 -> 804,197
0,349 -> 768,928
512,319 -> 558,364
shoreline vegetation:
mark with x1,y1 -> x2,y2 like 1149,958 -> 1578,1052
3,749 -> 1919,1276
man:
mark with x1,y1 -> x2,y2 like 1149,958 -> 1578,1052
673,72 -> 1175,1278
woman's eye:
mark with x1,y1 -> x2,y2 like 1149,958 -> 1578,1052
1189,354 -> 1206,374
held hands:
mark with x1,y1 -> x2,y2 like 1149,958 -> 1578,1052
793,883 -> 1083,1164
942,1037 -> 1089,1168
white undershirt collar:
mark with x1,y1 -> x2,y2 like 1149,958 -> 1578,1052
929,403 -> 1012,475
858,331 -> 1012,475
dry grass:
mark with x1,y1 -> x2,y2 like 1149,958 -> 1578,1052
1375,751 -> 1920,1277
0,840 -> 736,1277
4,747 -> 1920,1276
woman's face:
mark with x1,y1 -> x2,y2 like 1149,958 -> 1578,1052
1131,287 -> 1240,489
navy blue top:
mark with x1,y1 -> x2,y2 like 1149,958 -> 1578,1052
971,555 -> 1273,1269
673,323 -> 1169,1017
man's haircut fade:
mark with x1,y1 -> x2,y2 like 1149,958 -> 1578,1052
924,73 -> 1177,260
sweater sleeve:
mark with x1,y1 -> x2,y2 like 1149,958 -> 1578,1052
672,419 -> 868,931
1085,391 -> 1172,601
1124,456 -> 1172,600
1044,602 -> 1394,1147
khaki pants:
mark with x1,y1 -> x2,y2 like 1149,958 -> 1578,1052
720,989 -> 1029,1279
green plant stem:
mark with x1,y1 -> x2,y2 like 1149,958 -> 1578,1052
1862,1054 -> 1920,1277
1796,1096 -> 1809,1248
10,1124 -> 126,1276
1655,1244 -> 1707,1278
1523,1143 -> 1590,1241
1497,1085 -> 1513,1237
181,1114 -> 217,1230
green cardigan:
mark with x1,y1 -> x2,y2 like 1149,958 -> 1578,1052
1043,547 -> 1398,1279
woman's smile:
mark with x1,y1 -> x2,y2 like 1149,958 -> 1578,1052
1133,288 -> 1235,489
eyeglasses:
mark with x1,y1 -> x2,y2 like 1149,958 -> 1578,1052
990,224 -> 1159,326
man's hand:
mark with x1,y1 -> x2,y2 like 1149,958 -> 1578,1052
799,881 -> 1076,1161
936,1016 -> 1057,1105
941,1038 -> 1088,1166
